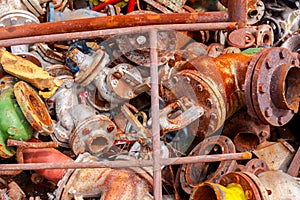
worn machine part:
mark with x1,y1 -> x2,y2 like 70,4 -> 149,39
48,76 -> 78,148
115,30 -> 176,67
207,43 -> 224,58
258,170 -> 300,200
14,81 -> 54,135
162,53 -> 252,137
22,147 -> 73,184
227,29 -> 256,49
0,75 -> 18,94
242,158 -> 269,176
149,96 -> 204,134
190,182 -> 247,200
253,141 -> 295,172
255,24 -> 274,47
247,0 -> 265,25
179,136 -> 237,195
0,10 -> 39,53
281,33 -> 300,53
219,171 -> 269,200
258,16 -> 282,42
6,181 -> 26,200
0,49 -> 62,96
55,153 -> 153,200
244,47 -> 300,126
222,111 -> 270,152
0,88 -> 33,158
22,0 -> 44,17
69,104 -> 116,156
67,48 -> 110,86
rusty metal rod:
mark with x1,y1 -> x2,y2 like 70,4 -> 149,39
0,12 -> 229,40
228,0 -> 247,27
150,28 -> 162,200
0,152 -> 251,171
7,139 -> 58,148
0,22 -> 237,47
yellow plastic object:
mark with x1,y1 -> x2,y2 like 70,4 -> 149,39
190,182 -> 247,200
0,49 -> 62,98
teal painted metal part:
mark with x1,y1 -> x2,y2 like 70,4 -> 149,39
0,88 -> 34,158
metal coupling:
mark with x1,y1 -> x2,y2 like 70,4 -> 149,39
178,136 -> 237,195
222,110 -> 270,152
0,88 -> 33,158
69,104 -> 116,156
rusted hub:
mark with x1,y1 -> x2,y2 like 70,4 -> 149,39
69,115 -> 116,156
222,111 -> 270,152
116,30 -> 176,67
247,0 -> 265,25
243,159 -> 269,176
219,172 -> 263,200
14,81 -> 54,135
179,136 -> 237,194
256,24 -> 274,47
162,66 -> 226,138
244,47 -> 300,126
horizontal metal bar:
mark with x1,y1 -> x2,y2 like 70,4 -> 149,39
0,152 -> 251,171
0,12 -> 229,40
0,22 -> 237,47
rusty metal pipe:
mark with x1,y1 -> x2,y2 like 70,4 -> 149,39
7,139 -> 58,148
0,152 -> 251,171
228,0 -> 247,27
150,29 -> 162,200
22,148 -> 73,184
0,12 -> 229,40
0,22 -> 237,47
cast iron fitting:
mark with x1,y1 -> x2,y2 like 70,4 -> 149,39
115,30 -> 176,67
179,136 -> 237,195
55,153 -> 153,200
0,88 -> 33,158
222,111 -> 270,152
190,182 -> 247,200
244,47 -> 300,126
149,96 -> 204,134
68,48 -> 110,86
69,104 -> 116,156
0,10 -> 39,54
48,76 -> 78,148
22,147 -> 73,184
162,53 -> 252,137
14,81 -> 54,135
219,172 -> 269,200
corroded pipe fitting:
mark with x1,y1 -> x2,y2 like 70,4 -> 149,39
178,136 -> 237,195
55,153 -> 153,200
69,104 -> 116,156
162,47 -> 300,138
22,147 -> 73,184
222,111 -> 270,152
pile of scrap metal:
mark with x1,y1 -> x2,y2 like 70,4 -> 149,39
0,0 -> 300,199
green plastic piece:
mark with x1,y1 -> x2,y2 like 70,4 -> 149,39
242,47 -> 264,55
0,88 -> 34,158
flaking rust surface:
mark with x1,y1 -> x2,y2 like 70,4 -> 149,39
0,50 -> 62,92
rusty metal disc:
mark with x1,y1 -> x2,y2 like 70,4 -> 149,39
116,30 -> 176,67
14,81 -> 54,135
228,29 -> 255,49
243,159 -> 269,176
179,136 -> 236,194
219,172 -> 262,200
245,47 -> 300,126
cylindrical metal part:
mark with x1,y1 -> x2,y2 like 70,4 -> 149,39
22,148 -> 73,184
0,12 -> 229,40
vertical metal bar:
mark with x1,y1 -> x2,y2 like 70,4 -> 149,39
149,28 -> 162,200
228,0 -> 247,27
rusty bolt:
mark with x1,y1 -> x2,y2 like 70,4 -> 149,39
258,83 -> 265,93
278,116 -> 284,125
265,59 -> 271,69
107,125 -> 115,133
259,131 -> 267,137
264,107 -> 272,117
136,35 -> 147,45
82,128 -> 90,135
197,84 -> 203,92
245,190 -> 253,199
279,50 -> 287,59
